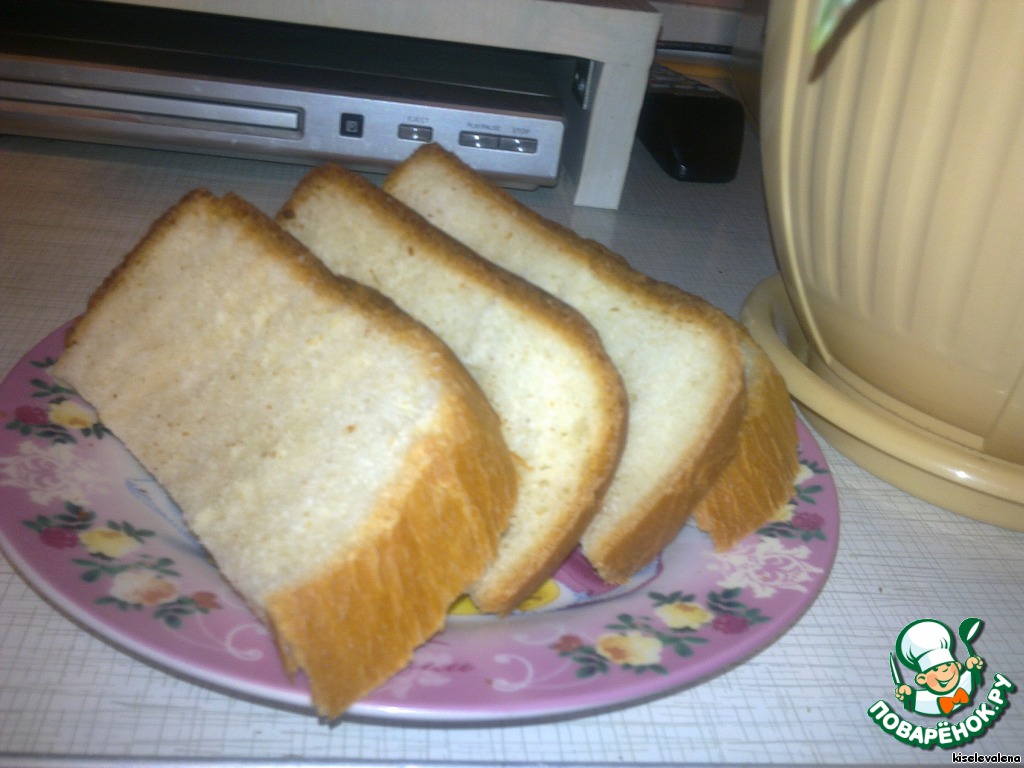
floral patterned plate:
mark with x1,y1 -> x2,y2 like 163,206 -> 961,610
0,323 -> 839,723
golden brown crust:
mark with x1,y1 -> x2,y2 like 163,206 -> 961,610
691,330 -> 800,551
267,382 -> 515,720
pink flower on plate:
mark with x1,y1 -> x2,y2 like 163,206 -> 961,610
14,405 -> 49,425
551,634 -> 585,653
711,613 -> 750,634
791,510 -> 824,531
39,526 -> 78,549
192,591 -> 221,611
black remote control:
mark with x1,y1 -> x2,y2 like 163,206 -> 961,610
637,63 -> 745,183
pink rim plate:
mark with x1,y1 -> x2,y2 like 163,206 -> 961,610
0,323 -> 840,723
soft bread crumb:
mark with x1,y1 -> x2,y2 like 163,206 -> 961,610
54,189 -> 516,718
385,144 -> 749,584
278,165 -> 627,612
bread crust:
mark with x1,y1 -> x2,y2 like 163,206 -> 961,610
385,145 -> 747,584
569,253 -> 747,581
279,164 -> 628,612
692,329 -> 800,550
55,189 -> 517,720
267,380 -> 515,717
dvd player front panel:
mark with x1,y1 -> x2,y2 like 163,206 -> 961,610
0,57 -> 564,188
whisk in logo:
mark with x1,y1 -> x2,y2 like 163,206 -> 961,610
866,618 -> 1017,751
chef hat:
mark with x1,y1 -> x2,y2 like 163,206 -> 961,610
896,619 -> 956,673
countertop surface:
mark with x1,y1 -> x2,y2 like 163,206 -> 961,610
2,130 -> 1023,767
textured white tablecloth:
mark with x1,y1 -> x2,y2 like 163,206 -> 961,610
2,132 -> 1023,767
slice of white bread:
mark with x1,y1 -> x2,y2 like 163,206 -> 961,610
384,144 -> 746,583
276,164 -> 627,613
52,190 -> 516,719
692,327 -> 800,550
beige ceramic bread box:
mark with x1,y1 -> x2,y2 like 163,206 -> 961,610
744,0 -> 1024,529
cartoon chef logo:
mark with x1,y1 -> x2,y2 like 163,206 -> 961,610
868,617 -> 1016,750
891,618 -> 984,717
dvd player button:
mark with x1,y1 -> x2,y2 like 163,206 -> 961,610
340,113 -> 364,138
459,131 -> 500,149
398,124 -> 433,143
498,136 -> 538,154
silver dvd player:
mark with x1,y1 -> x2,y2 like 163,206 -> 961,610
0,0 -> 567,188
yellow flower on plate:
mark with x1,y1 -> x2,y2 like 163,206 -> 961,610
48,400 -> 97,430
109,570 -> 178,607
654,600 -> 712,630
79,528 -> 140,558
769,500 -> 796,524
770,463 -> 813,523
517,579 -> 560,612
448,594 -> 480,616
596,631 -> 662,667
448,578 -> 561,615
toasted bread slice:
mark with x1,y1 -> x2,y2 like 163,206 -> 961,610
385,144 -> 745,583
53,190 -> 516,718
277,164 -> 627,612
